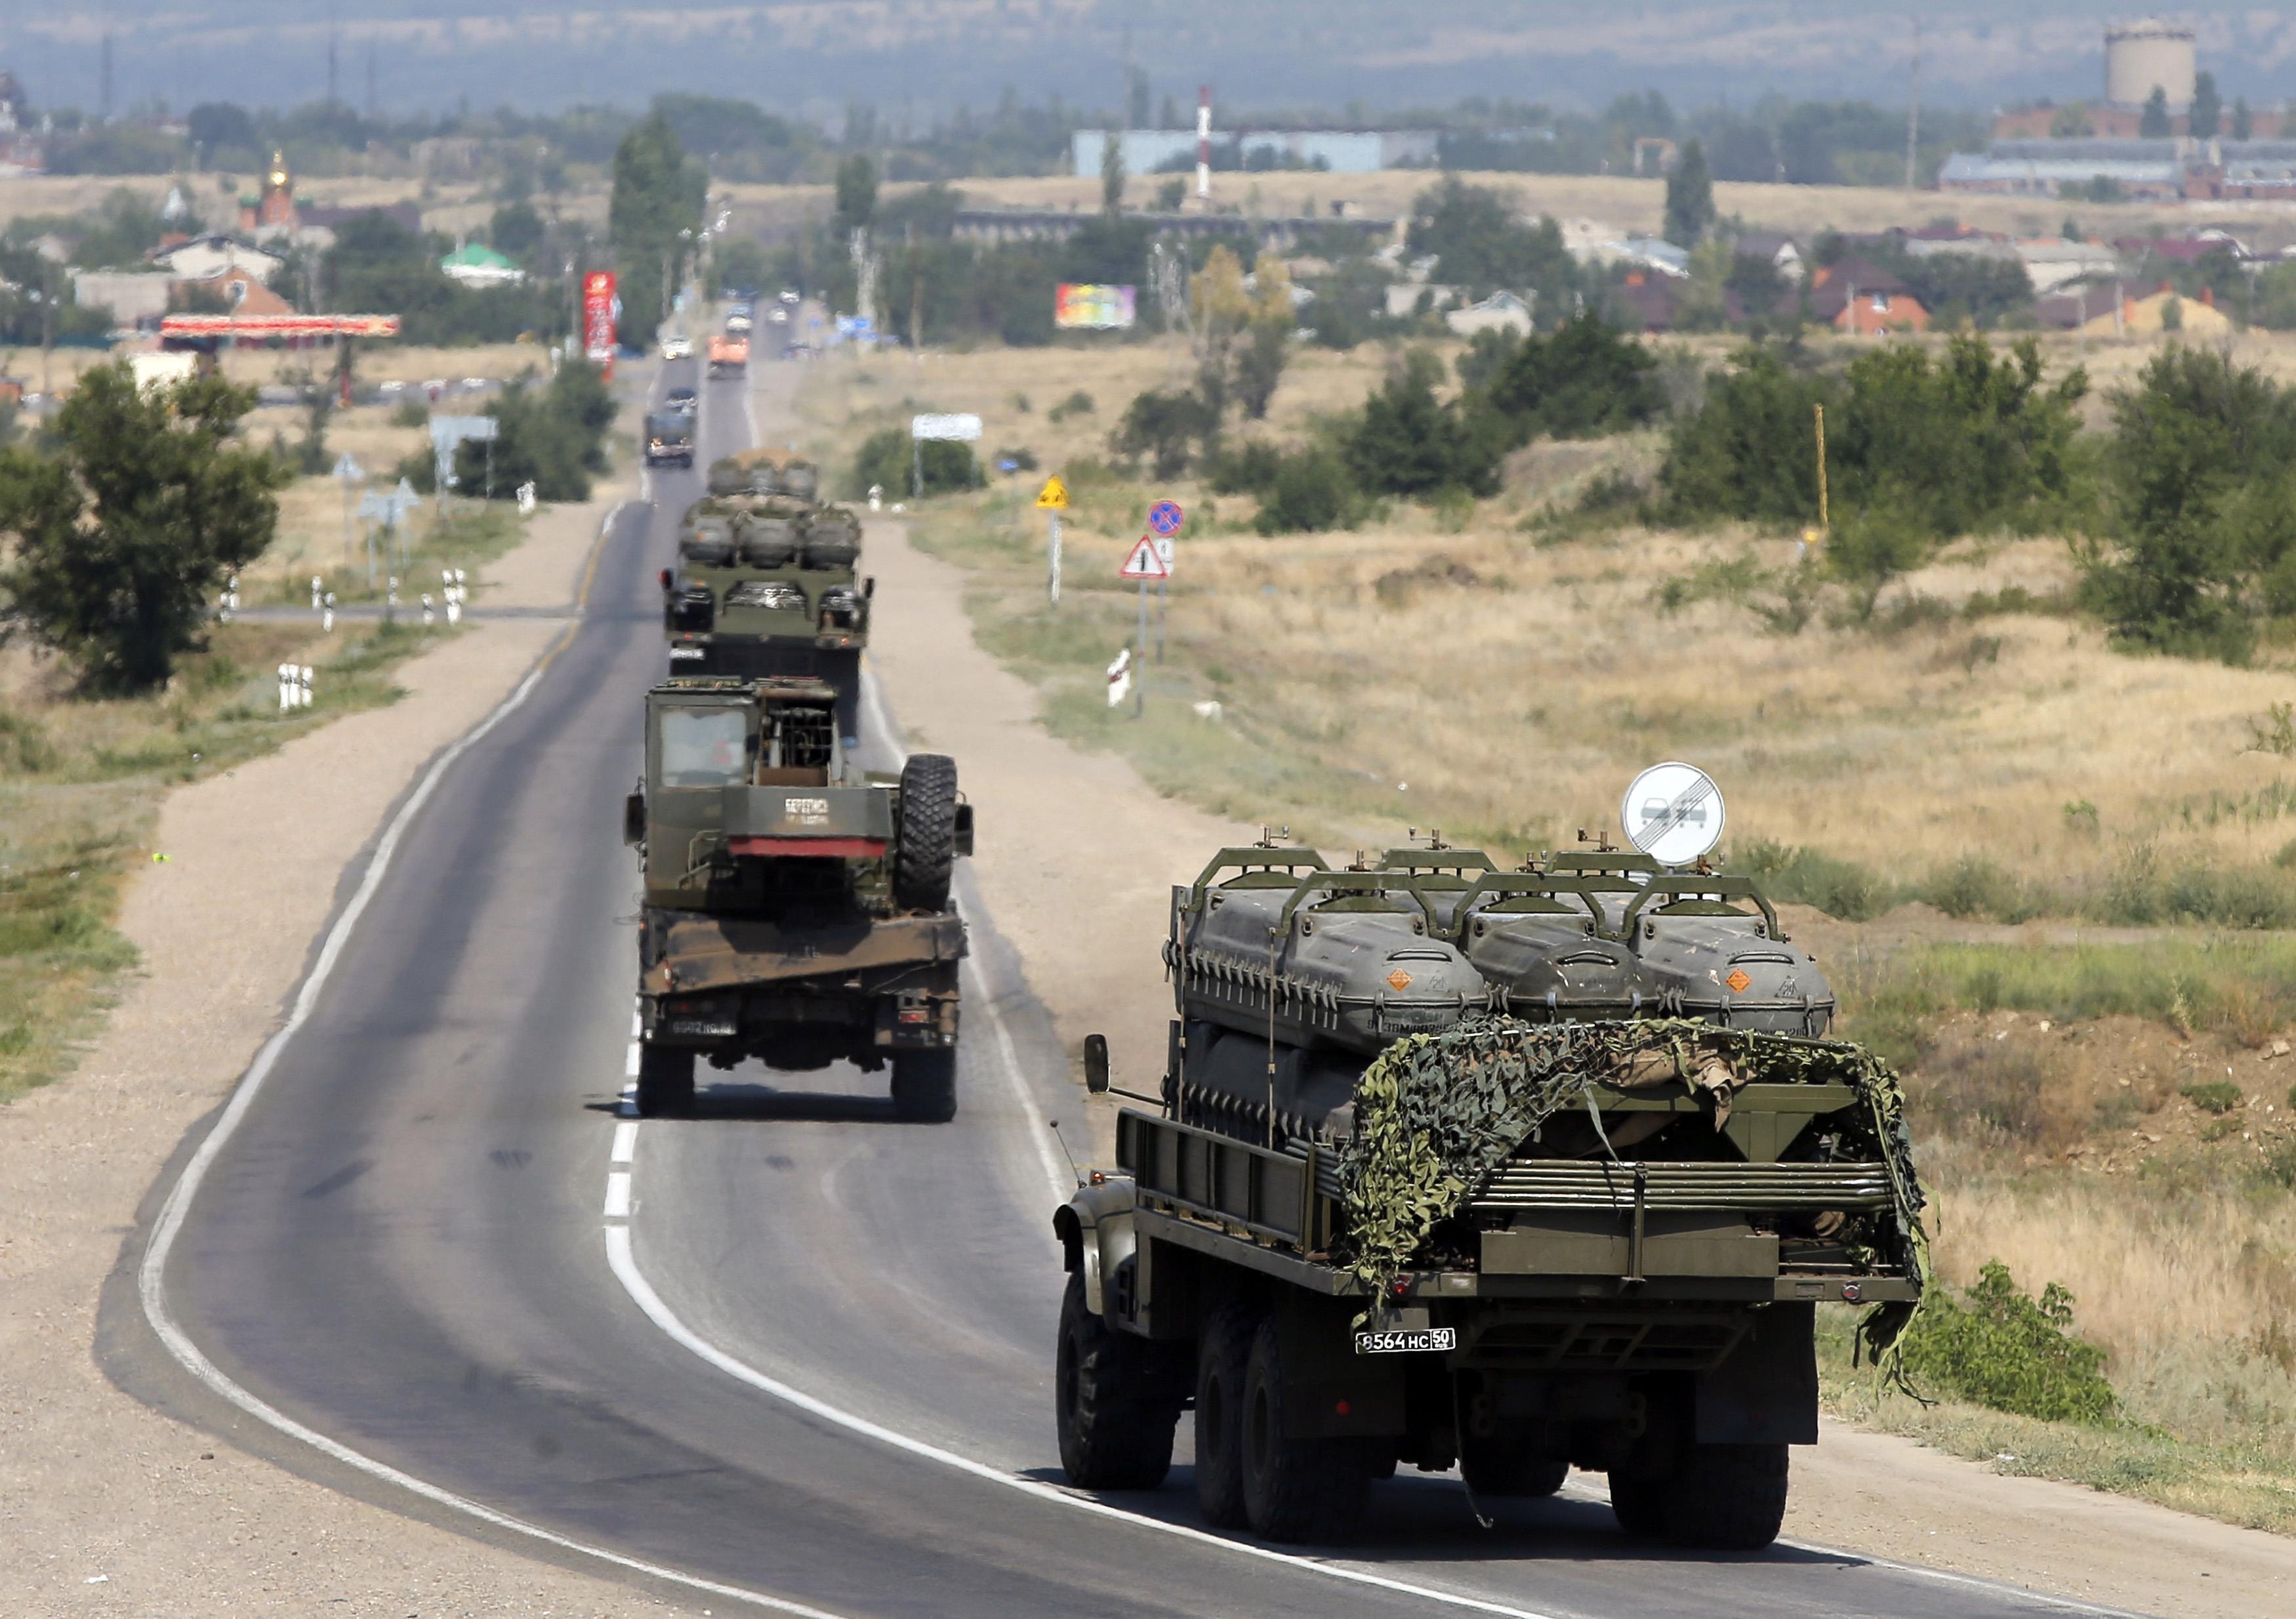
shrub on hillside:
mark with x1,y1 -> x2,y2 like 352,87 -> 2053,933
1345,350 -> 1505,499
1478,311 -> 1665,442
2079,345 -> 2296,660
1109,388 -> 1218,479
1253,447 -> 1366,535
1898,1260 -> 2117,1424
848,426 -> 985,499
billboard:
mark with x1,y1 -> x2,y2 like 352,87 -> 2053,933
1055,283 -> 1138,330
582,271 -> 618,370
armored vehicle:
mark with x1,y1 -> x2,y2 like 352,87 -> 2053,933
662,476 -> 870,739
625,676 -> 973,1120
644,410 -> 695,469
1052,791 -> 1927,1549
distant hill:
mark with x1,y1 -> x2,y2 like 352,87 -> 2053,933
7,3 -> 2295,121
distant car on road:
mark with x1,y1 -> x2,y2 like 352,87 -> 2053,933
665,386 -> 699,417
766,306 -> 789,325
661,333 -> 693,360
724,310 -> 753,336
777,289 -> 800,305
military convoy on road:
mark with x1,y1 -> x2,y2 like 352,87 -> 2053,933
661,451 -> 870,739
623,675 -> 972,1121
1052,803 -> 1929,1549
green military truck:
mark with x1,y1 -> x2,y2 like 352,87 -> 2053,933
663,457 -> 869,738
624,675 -> 972,1120
1052,798 -> 1927,1547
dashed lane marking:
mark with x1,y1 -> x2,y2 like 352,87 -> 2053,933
625,1041 -> 642,1078
603,1171 -> 632,1220
610,1121 -> 638,1166
140,491 -> 863,1616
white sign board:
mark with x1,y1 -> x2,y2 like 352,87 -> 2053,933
1118,536 -> 1171,581
910,413 -> 983,442
332,451 -> 365,483
1620,762 -> 1727,867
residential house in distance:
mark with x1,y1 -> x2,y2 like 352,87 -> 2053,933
1806,258 -> 1929,335
440,243 -> 525,287
1445,291 -> 1532,337
150,235 -> 284,284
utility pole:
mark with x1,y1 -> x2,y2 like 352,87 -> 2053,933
1904,19 -> 1923,192
907,222 -> 923,359
327,18 -> 339,106
366,44 -> 378,118
98,31 -> 113,122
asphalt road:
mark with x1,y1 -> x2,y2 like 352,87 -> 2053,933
133,357 -> 2139,1619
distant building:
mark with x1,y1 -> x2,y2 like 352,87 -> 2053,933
1807,259 -> 1929,335
150,236 -> 283,284
1070,127 -> 1439,176
2077,283 -> 2231,338
1445,291 -> 1534,337
2015,236 -> 2123,295
0,70 -> 43,176
440,243 -> 525,287
238,151 -> 300,235
71,270 -> 175,328
302,201 -> 424,235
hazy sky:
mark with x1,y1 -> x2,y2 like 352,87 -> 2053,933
5,4 -> 2292,121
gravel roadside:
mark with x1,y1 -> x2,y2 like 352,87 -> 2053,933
0,474 -> 698,1618
858,512 -> 2296,1619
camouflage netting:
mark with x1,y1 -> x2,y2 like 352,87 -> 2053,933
1334,1017 -> 1931,1359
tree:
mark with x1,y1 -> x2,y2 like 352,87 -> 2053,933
1481,312 -> 1664,441
1111,388 -> 1218,479
1664,139 -> 1716,247
1346,350 -> 1505,498
1126,67 -> 1152,131
1233,320 -> 1290,420
2139,87 -> 2172,139
488,200 -> 546,264
2234,97 -> 2254,142
2189,73 -> 2221,141
834,153 -> 878,239
2050,104 -> 2096,139
1405,178 -> 1576,306
186,101 -> 256,165
1100,134 -> 1126,214
610,114 -> 705,349
0,363 -> 287,693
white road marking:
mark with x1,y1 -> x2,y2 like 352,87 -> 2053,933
631,1010 -> 643,1038
625,1041 -> 642,1078
138,571 -> 863,1619
604,1224 -> 1562,1619
610,1121 -> 638,1165
604,1171 -> 632,1219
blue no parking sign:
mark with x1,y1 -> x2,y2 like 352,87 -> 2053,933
1147,499 -> 1184,537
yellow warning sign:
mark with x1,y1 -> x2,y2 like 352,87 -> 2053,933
1034,474 -> 1070,510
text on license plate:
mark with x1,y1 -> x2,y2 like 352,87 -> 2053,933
1354,1327 -> 1456,1355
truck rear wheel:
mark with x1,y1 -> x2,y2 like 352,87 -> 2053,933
1662,1443 -> 1789,1549
634,1044 -> 695,1117
1193,1301 -> 1258,1529
890,1049 -> 957,1122
893,754 -> 959,912
1608,1443 -> 1786,1548
1056,1273 -> 1180,1490
1240,1314 -> 1370,1544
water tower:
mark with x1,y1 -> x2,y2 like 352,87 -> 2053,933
2105,18 -> 2196,112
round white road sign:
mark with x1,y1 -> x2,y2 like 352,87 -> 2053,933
1620,761 -> 1726,867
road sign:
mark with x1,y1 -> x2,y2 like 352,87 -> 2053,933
1118,536 -> 1170,581
332,452 -> 365,483
1035,475 -> 1070,510
1620,762 -> 1727,867
1153,536 -> 1175,568
1147,499 -> 1184,536
911,413 -> 983,441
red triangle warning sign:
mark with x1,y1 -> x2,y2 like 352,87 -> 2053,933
1118,535 -> 1170,580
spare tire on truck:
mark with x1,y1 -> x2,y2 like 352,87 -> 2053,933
679,518 -> 736,565
893,754 -> 958,913
706,458 -> 749,497
737,514 -> 799,567
800,507 -> 863,570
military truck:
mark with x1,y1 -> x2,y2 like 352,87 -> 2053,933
1052,806 -> 1927,1548
644,410 -> 695,469
663,463 -> 869,738
624,675 -> 973,1120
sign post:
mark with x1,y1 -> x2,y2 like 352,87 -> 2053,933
1035,474 -> 1070,607
1117,535 -> 1171,718
1146,499 -> 1184,662
333,451 -> 365,564
909,412 -> 983,500
582,270 -> 618,381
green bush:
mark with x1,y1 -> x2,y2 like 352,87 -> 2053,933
2180,1080 -> 2244,1115
1477,311 -> 1665,443
848,427 -> 984,499
1899,1260 -> 2117,1424
1345,350 -> 1505,499
1729,837 -> 1895,920
1047,389 -> 1096,423
1109,388 -> 1218,479
447,361 -> 616,503
1919,854 -> 2031,922
2080,346 -> 2296,660
1254,447 -> 1366,536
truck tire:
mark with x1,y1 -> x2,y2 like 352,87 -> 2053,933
1660,1443 -> 1789,1549
1193,1301 -> 1258,1529
893,754 -> 959,913
1056,1273 -> 1180,1490
890,1049 -> 957,1122
1459,1439 -> 1570,1500
1239,1314 -> 1370,1544
1607,1469 -> 1668,1538
634,1044 -> 695,1117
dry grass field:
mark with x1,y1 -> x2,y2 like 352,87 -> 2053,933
794,325 -> 2296,1527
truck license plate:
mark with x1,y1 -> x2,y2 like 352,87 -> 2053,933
1354,1327 -> 1456,1355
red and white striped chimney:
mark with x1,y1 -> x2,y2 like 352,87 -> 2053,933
1196,85 -> 1212,201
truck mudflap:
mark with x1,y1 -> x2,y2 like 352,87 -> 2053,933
643,911 -> 967,996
